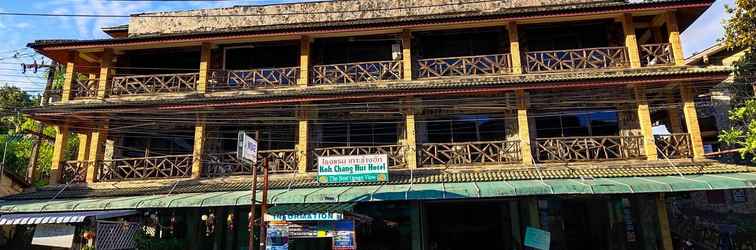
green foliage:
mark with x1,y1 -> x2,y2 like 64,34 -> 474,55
133,230 -> 186,250
723,0 -> 756,50
0,86 -> 34,134
720,100 -> 756,160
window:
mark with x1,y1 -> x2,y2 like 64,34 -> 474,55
535,111 -> 619,138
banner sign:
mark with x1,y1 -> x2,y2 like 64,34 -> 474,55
266,212 -> 344,222
32,224 -> 75,248
524,227 -> 551,250
317,154 -> 389,183
237,131 -> 258,164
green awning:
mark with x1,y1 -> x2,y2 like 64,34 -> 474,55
2,173 -> 754,213
267,203 -> 354,215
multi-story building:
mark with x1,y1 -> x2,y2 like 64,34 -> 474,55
1,0 -> 755,249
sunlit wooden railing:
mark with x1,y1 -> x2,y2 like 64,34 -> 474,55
311,60 -> 402,85
418,140 -> 521,167
640,43 -> 675,66
655,133 -> 692,159
417,53 -> 512,78
203,149 -> 297,177
525,46 -> 629,73
62,160 -> 90,183
97,154 -> 193,181
209,67 -> 299,91
312,144 -> 406,170
535,136 -> 644,162
71,78 -> 98,99
110,73 -> 198,96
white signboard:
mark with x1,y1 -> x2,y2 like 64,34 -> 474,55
32,224 -> 75,248
237,131 -> 258,164
317,154 -> 389,183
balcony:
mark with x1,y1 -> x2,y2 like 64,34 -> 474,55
97,154 -> 193,181
209,67 -> 299,91
640,43 -> 675,67
524,47 -> 629,73
110,73 -> 199,96
416,53 -> 512,79
535,135 -> 644,162
310,60 -> 402,85
62,160 -> 90,183
418,140 -> 521,167
655,133 -> 692,159
203,149 -> 298,177
70,78 -> 98,99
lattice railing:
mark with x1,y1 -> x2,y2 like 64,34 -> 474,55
311,60 -> 402,85
71,78 -> 98,99
209,67 -> 299,90
312,144 -> 406,170
417,53 -> 512,78
535,136 -> 644,162
640,43 -> 675,66
203,149 -> 297,176
98,154 -> 193,181
418,140 -> 521,167
655,133 -> 692,159
110,73 -> 199,96
62,160 -> 90,183
525,46 -> 629,73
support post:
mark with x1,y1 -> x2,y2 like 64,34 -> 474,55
96,48 -> 113,99
61,51 -> 78,102
666,95 -> 684,133
401,30 -> 413,81
192,116 -> 206,179
509,201 -> 523,250
296,107 -> 310,174
76,133 -> 90,162
410,201 -> 423,250
634,86 -> 657,161
298,37 -> 310,86
665,11 -> 685,66
403,101 -> 418,169
49,124 -> 70,185
656,194 -> 674,250
198,43 -> 211,94
507,22 -> 523,74
621,13 -> 641,68
680,84 -> 705,159
86,123 -> 108,183
516,90 -> 533,165
527,199 -> 539,228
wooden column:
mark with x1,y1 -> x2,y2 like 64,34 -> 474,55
61,51 -> 78,102
656,194 -> 674,250
76,133 -> 90,161
665,11 -> 685,66
49,124 -> 70,185
634,86 -> 658,160
666,95 -> 684,133
404,103 -> 418,169
516,90 -> 533,165
509,201 -> 523,250
197,43 -> 211,94
86,123 -> 108,183
296,107 -> 310,174
680,84 -> 705,159
298,37 -> 311,86
508,22 -> 523,74
96,48 -> 113,99
401,30 -> 413,81
410,201 -> 423,250
527,199 -> 539,228
621,13 -> 641,68
191,116 -> 206,179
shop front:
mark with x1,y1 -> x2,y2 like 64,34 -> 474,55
264,203 -> 357,250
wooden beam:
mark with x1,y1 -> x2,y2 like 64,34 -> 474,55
86,123 -> 108,183
665,11 -> 685,66
191,116 -> 206,179
621,14 -> 642,68
401,30 -> 413,81
49,124 -> 69,185
507,22 -> 523,74
197,43 -> 211,94
656,194 -> 674,250
634,85 -> 658,160
680,84 -> 705,159
298,37 -> 311,86
96,48 -> 113,99
61,51 -> 78,102
404,102 -> 418,169
516,90 -> 533,164
296,107 -> 310,174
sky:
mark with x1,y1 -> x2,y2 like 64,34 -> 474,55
0,0 -> 735,94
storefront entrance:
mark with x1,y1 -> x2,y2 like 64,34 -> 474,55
289,238 -> 332,250
425,201 -> 512,250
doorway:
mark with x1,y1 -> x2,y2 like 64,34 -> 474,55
289,238 -> 332,250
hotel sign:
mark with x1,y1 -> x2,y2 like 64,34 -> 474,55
266,212 -> 344,222
317,154 -> 389,183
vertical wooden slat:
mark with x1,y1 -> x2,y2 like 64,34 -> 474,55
299,37 -> 311,86
192,115 -> 206,179
49,124 -> 70,185
61,51 -> 78,102
401,30 -> 413,81
86,123 -> 108,183
507,22 -> 522,74
296,107 -> 310,174
197,43 -> 211,94
96,48 -> 113,99
665,11 -> 685,66
516,90 -> 533,164
621,13 -> 641,68
634,85 -> 658,160
680,84 -> 705,159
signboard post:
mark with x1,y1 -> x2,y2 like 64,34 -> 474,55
317,154 -> 389,183
239,131 -> 259,250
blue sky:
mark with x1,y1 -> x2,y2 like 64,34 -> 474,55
0,0 -> 734,93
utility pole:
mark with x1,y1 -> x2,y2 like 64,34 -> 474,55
248,131 -> 260,250
25,62 -> 57,184
259,158 -> 270,250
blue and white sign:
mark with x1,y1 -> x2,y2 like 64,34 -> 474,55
524,227 -> 551,250
237,131 -> 257,164
266,212 -> 344,222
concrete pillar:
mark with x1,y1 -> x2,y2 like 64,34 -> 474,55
49,124 -> 70,185
197,43 -> 212,94
665,11 -> 685,66
192,116 -> 206,179
61,51 -> 78,102
96,48 -> 113,99
401,30 -> 413,81
621,13 -> 641,68
656,194 -> 674,250
298,37 -> 311,86
403,100 -> 419,169
296,107 -> 310,174
516,90 -> 533,164
508,22 -> 523,74
680,84 -> 705,159
634,86 -> 657,160
86,123 -> 108,183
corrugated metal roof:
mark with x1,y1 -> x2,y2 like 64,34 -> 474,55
0,210 -> 136,224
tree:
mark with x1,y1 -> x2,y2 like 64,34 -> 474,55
719,0 -> 756,160
0,86 -> 34,133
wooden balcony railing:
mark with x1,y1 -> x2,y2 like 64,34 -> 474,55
535,136 -> 644,162
203,149 -> 297,177
655,133 -> 692,159
417,53 -> 512,79
311,60 -> 402,85
62,160 -> 90,183
71,78 -> 98,99
312,144 -> 406,170
110,73 -> 199,96
209,67 -> 299,91
525,46 -> 629,73
98,154 -> 193,181
640,43 -> 675,66
418,140 -> 521,167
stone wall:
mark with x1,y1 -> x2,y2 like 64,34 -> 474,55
128,0 -> 607,36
